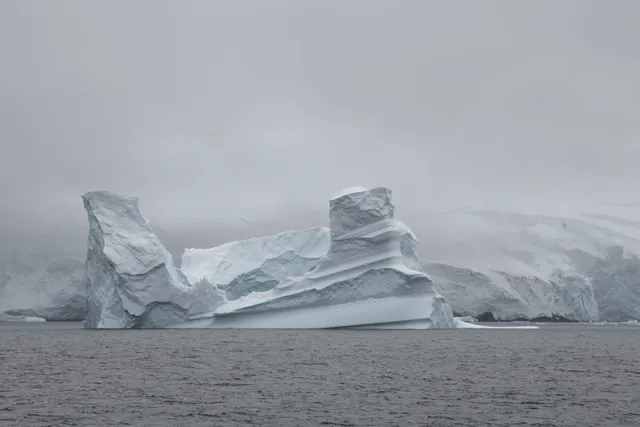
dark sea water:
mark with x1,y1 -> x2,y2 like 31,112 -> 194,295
0,322 -> 639,427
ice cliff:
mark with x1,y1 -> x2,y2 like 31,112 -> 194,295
206,187 -> 455,329
82,191 -> 226,328
425,263 -> 599,321
578,245 -> 640,321
421,209 -> 640,321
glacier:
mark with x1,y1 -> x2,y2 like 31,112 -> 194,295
421,209 -> 640,322
425,262 -> 599,322
82,191 -> 226,329
0,254 -> 86,320
83,187 -> 457,329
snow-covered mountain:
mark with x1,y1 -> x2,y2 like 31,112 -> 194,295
420,207 -> 640,321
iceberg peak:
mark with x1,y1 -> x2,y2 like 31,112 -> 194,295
329,187 -> 394,238
331,186 -> 368,201
82,190 -> 225,328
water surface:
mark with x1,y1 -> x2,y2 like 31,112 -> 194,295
0,322 -> 638,426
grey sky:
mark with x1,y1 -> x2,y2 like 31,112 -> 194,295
1,0 -> 639,236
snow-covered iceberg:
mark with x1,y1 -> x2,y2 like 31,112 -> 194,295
181,227 -> 330,301
201,187 -> 455,329
82,191 -> 226,329
83,187 -> 455,329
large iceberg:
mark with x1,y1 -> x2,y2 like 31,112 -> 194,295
83,187 -> 455,329
82,191 -> 226,328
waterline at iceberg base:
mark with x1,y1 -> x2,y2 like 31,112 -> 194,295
81,186 -> 535,330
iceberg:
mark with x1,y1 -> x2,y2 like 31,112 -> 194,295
0,311 -> 46,323
82,191 -> 226,329
82,187 -> 456,329
452,318 -> 537,329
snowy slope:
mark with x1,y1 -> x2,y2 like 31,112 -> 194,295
181,227 -> 330,300
420,207 -> 640,321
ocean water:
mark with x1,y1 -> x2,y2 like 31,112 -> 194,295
0,322 -> 639,427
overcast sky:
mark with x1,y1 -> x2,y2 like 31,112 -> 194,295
1,0 -> 639,234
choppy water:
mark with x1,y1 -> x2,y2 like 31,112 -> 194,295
1,322 -> 639,427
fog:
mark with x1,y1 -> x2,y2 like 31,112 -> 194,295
1,1 -> 639,247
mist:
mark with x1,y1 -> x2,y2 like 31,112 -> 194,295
1,1 -> 639,249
